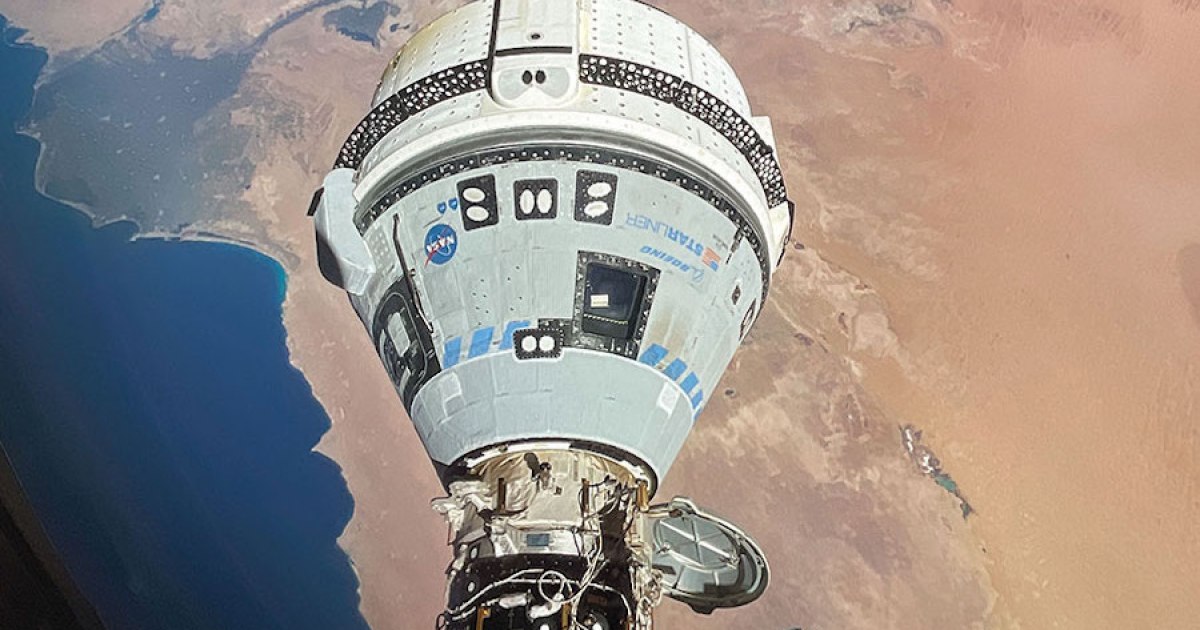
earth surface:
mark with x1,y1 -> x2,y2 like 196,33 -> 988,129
2,1 -> 1198,628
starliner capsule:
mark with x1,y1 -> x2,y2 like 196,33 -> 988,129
311,0 -> 793,627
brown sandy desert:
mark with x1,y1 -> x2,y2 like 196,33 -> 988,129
2,0 -> 1198,628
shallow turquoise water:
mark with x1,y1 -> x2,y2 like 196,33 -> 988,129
0,17 -> 367,629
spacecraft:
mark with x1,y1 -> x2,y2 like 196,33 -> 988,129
311,0 -> 792,626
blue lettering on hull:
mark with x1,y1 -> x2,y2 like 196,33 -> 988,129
626,213 -> 721,273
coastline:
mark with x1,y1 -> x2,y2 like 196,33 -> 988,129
1,15 -> 370,624
12,1 -> 1199,628
17,121 -> 300,269
3,5 -> 456,625
13,58 -> 353,515
4,3 -> 1005,627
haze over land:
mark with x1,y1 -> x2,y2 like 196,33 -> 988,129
2,0 -> 1197,628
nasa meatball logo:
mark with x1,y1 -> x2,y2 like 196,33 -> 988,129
423,223 -> 458,265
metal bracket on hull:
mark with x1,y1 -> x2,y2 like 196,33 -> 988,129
313,168 -> 375,295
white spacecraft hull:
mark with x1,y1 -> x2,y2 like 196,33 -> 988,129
312,0 -> 791,626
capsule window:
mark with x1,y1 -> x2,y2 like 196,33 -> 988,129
574,170 -> 617,225
513,178 -> 558,220
456,174 -> 498,231
582,263 -> 646,339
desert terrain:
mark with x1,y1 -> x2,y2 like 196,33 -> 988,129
3,0 -> 1198,628
661,0 -> 1200,626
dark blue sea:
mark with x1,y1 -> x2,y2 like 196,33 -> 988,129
0,17 -> 367,630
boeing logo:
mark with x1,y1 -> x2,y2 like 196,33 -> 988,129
641,245 -> 705,283
625,214 -> 721,272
